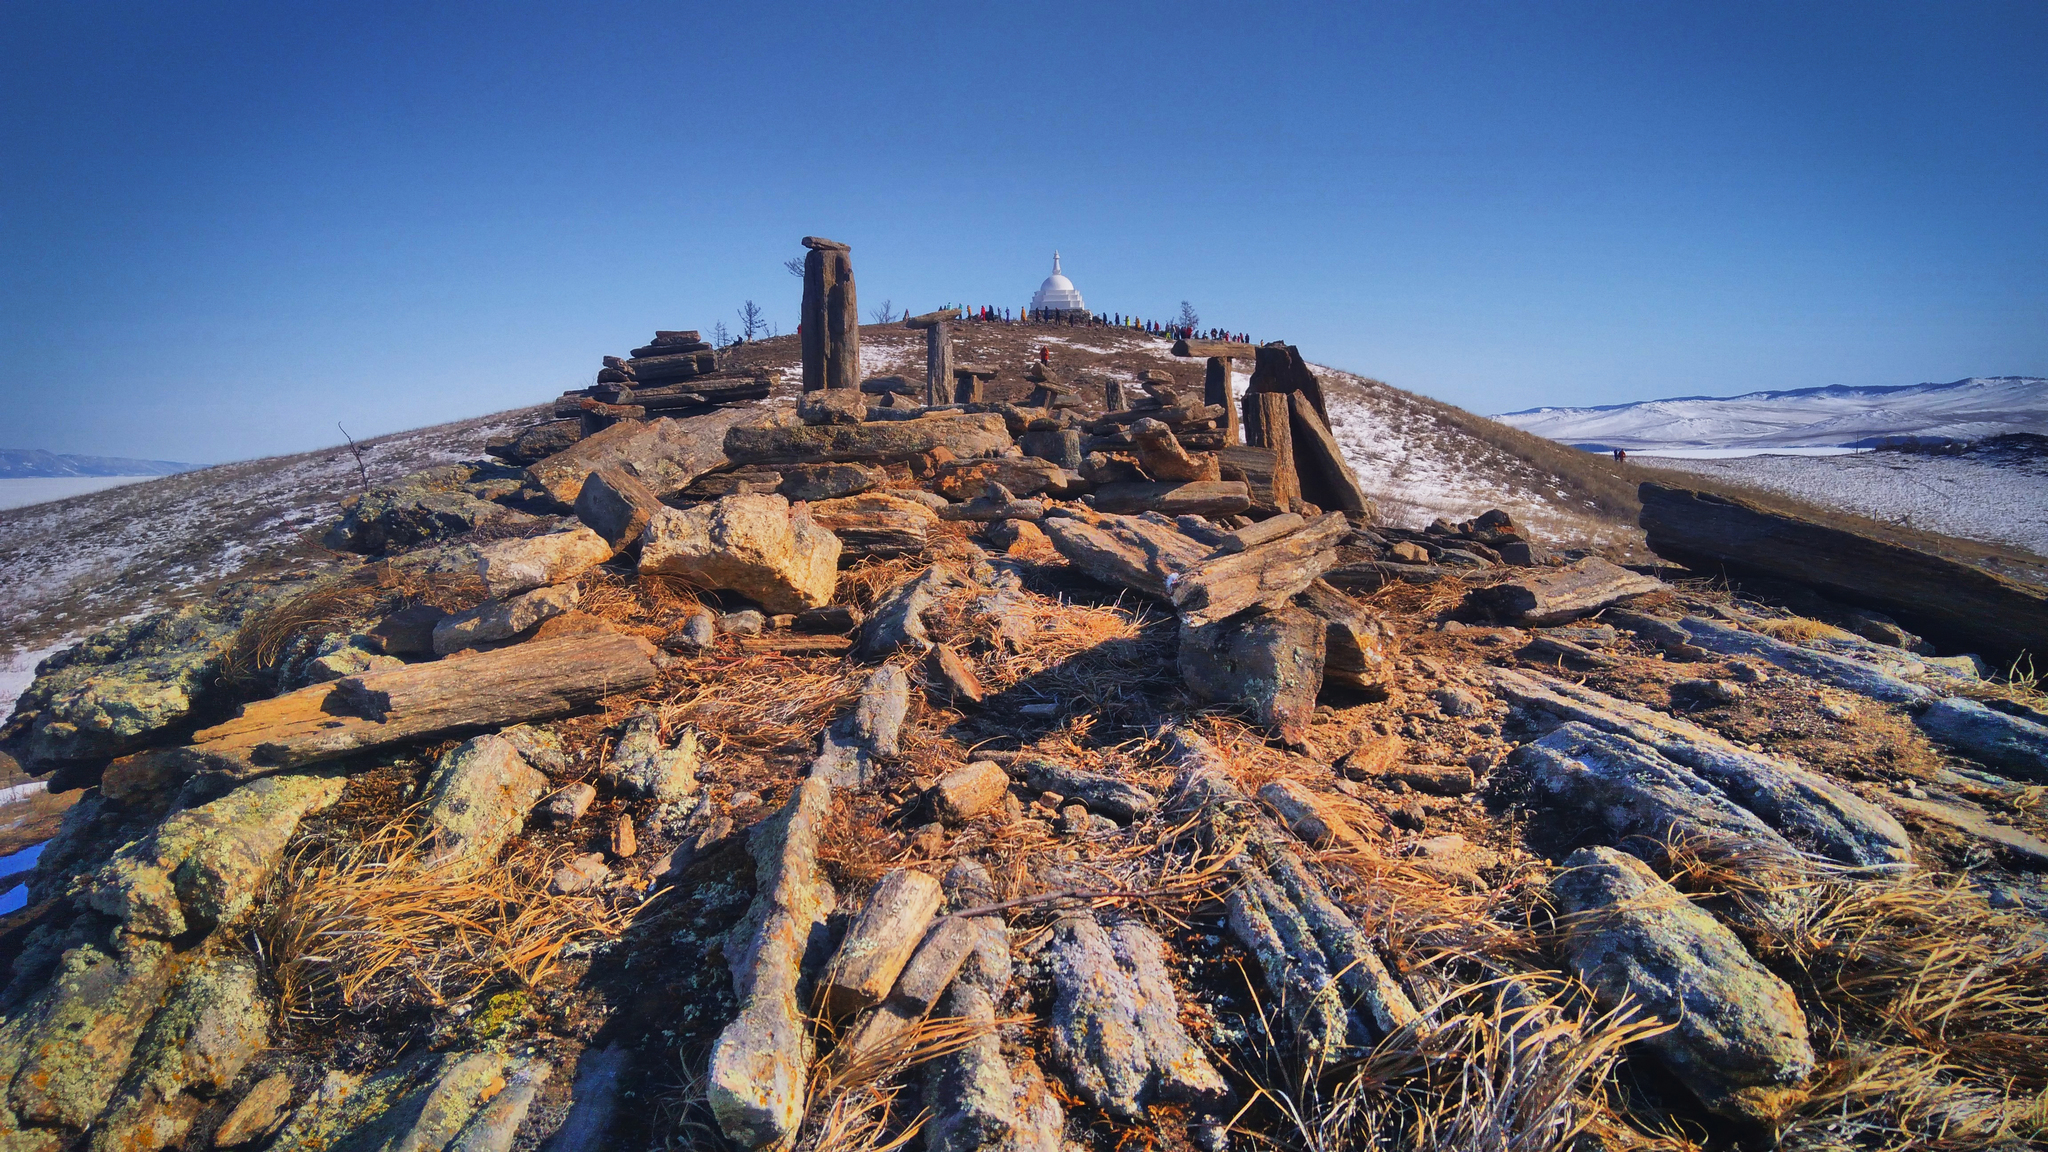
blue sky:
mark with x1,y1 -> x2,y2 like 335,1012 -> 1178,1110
3,1 -> 2043,464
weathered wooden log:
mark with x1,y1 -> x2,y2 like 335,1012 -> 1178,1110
1639,482 -> 2048,664
801,236 -> 860,391
1287,392 -> 1368,515
1012,758 -> 1158,822
1171,512 -> 1348,626
178,633 -> 659,774
1465,557 -> 1666,625
735,634 -> 855,656
1171,338 -> 1258,360
1087,480 -> 1250,517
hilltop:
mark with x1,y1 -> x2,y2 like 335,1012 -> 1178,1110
0,449 -> 192,478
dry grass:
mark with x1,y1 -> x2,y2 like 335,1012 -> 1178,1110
257,808 -> 637,1019
215,562 -> 487,690
655,656 -> 864,754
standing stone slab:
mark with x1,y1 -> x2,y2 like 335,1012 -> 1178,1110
1552,846 -> 1814,1126
801,236 -> 860,391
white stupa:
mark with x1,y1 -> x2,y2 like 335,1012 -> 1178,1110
1029,251 -> 1088,315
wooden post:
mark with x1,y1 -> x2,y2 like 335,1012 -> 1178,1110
1204,357 -> 1240,444
801,236 -> 860,391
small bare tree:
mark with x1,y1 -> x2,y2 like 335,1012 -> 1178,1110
1176,301 -> 1199,331
783,256 -> 805,278
738,300 -> 765,340
868,299 -> 896,325
713,320 -> 732,347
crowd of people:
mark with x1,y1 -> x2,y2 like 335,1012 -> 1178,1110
947,304 -> 1252,344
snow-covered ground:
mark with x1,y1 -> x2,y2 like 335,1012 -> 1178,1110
0,476 -> 160,510
1498,376 -> 2047,451
1638,442 -> 2048,558
0,406 -> 540,654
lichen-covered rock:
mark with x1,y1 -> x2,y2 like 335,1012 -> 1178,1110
431,583 -> 581,655
264,1050 -> 541,1152
83,770 -> 348,937
1916,696 -> 2048,782
639,493 -> 842,614
810,665 -> 909,789
1,938 -> 179,1134
419,734 -> 549,867
476,525 -> 614,597
86,954 -> 270,1152
211,1072 -> 293,1147
1552,845 -> 1814,1126
777,462 -> 884,502
3,581 -> 304,768
1045,914 -> 1227,1121
322,463 -> 535,554
1177,606 -> 1326,745
298,639 -> 406,686
600,709 -> 699,803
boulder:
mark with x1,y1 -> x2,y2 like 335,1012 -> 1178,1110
477,526 -> 614,597
485,419 -> 582,465
431,583 -> 580,655
1012,759 -> 1158,823
262,1051 -> 543,1152
550,852 -> 610,894
528,408 -> 753,506
726,412 -> 1012,466
601,709 -> 700,803
84,770 -> 347,938
1041,513 -> 1209,600
777,462 -> 885,502
1170,512 -> 1347,627
925,643 -> 986,706
86,954 -> 270,1152
639,493 -> 842,614
933,761 -> 1010,824
1295,579 -> 1396,692
573,465 -> 665,553
323,464 -> 530,554
797,388 -> 867,425
419,734 -> 550,867
1,938 -> 179,1132
363,604 -> 449,656
538,781 -> 597,828
1178,606 -> 1326,745
1552,846 -> 1814,1125
859,565 -> 966,659
808,492 -> 941,561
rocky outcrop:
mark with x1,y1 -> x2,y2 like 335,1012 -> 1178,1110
1639,481 -> 2048,664
419,734 -> 550,867
1552,845 -> 1814,1126
1674,616 -> 1932,704
84,769 -> 347,937
323,463 -> 537,554
431,583 -> 580,654
639,493 -> 842,614
1045,915 -> 1227,1123
709,777 -> 837,1149
1493,667 -> 1912,867
1915,697 -> 2048,782
86,954 -> 269,1152
0,939 -> 180,1138
264,1050 -> 547,1152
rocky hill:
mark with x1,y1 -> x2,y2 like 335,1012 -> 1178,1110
0,324 -> 2042,1152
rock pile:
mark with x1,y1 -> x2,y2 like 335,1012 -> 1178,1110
4,238 -> 2045,1152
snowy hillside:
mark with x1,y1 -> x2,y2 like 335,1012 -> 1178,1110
1497,376 -> 2048,451
0,448 -> 191,478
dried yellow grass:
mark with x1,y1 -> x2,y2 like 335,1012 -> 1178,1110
655,656 -> 863,753
258,809 -> 637,1019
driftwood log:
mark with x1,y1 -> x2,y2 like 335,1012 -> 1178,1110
1639,482 -> 2048,663
169,633 -> 660,775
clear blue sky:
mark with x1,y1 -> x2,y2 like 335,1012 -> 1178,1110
4,1 -> 2043,464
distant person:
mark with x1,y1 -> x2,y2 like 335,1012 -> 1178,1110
1613,448 -> 1627,462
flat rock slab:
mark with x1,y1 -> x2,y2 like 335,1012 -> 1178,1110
1914,697 -> 2048,783
477,526 -> 614,597
1089,481 -> 1250,517
528,408 -> 751,506
1553,845 -> 1814,1126
1676,616 -> 1933,704
1465,557 -> 1665,625
1046,915 -> 1227,1122
1887,794 -> 2048,865
1042,513 -> 1209,600
726,412 -> 1012,465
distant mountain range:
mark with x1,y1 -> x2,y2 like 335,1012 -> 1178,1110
1496,376 -> 2048,452
0,449 -> 192,479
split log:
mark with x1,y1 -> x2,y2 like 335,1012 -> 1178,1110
1171,513 -> 1347,626
1639,482 -> 2048,664
1216,512 -> 1305,553
1087,480 -> 1250,517
802,236 -> 860,391
1464,557 -> 1666,625
1102,375 -> 1127,412
1012,758 -> 1158,823
1287,393 -> 1368,515
1171,338 -> 1258,361
178,633 -> 660,775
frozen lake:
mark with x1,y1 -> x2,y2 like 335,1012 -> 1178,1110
0,476 -> 158,510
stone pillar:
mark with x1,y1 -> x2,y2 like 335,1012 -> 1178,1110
1103,376 -> 1127,412
801,236 -> 859,391
1245,391 -> 1301,512
1204,357 -> 1240,444
926,322 -> 952,406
